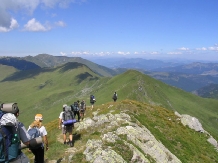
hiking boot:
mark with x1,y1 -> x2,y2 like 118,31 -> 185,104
69,141 -> 74,147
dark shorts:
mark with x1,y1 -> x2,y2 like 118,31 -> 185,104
62,125 -> 73,134
80,109 -> 85,113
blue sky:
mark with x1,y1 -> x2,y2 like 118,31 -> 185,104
0,0 -> 218,61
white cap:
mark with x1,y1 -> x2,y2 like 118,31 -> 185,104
35,114 -> 43,121
63,104 -> 67,108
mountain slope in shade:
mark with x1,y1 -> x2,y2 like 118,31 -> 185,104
0,57 -> 41,70
24,54 -> 118,77
193,83 -> 218,99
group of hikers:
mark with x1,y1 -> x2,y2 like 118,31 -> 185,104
58,92 -> 118,147
0,92 -> 117,163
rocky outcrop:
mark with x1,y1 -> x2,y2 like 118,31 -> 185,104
175,111 -> 218,150
75,110 -> 181,163
54,109 -> 218,163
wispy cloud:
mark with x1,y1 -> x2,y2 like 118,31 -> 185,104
55,21 -> 66,27
208,46 -> 218,51
23,18 -> 51,32
196,47 -> 207,51
178,47 -> 189,51
167,52 -> 183,55
0,18 -> 19,32
0,0 -> 83,32
60,52 -> 67,56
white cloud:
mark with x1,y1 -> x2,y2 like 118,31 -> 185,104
23,18 -> 51,31
117,51 -> 131,55
150,51 -> 159,55
178,47 -> 189,51
71,51 -> 90,56
0,0 -> 84,31
0,18 -> 19,32
60,52 -> 67,56
208,46 -> 218,51
196,47 -> 207,51
55,21 -> 66,27
167,52 -> 182,55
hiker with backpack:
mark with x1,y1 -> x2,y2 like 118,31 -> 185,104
112,92 -> 118,102
0,103 -> 31,163
90,95 -> 96,109
27,114 -> 48,163
79,100 -> 86,121
59,105 -> 74,147
71,101 -> 80,122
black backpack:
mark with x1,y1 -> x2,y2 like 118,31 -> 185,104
71,102 -> 80,112
90,95 -> 95,103
113,93 -> 117,100
80,101 -> 86,110
62,106 -> 74,126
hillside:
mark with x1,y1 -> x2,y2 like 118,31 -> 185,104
24,100 -> 218,162
0,64 -> 18,81
1,63 -> 218,161
24,54 -> 118,77
0,57 -> 41,70
145,71 -> 218,92
193,83 -> 218,99
0,64 -> 218,141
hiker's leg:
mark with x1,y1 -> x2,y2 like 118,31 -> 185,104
30,148 -> 38,163
68,126 -> 74,147
37,146 -> 45,163
62,126 -> 67,143
31,147 -> 44,163
77,111 -> 80,121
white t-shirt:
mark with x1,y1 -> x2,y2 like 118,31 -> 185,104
59,111 -> 64,127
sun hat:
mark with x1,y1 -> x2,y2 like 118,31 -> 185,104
35,114 -> 43,121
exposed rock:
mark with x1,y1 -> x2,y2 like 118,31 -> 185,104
175,111 -> 218,150
180,114 -> 204,133
82,111 -> 181,163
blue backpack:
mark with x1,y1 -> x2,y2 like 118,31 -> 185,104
27,127 -> 41,149
0,111 -> 20,163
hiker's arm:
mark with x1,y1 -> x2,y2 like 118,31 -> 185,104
43,135 -> 49,151
58,112 -> 63,129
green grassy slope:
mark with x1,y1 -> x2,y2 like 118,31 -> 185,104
87,70 -> 218,140
29,100 -> 218,162
0,62 -> 101,124
0,64 -> 18,81
0,66 -> 218,141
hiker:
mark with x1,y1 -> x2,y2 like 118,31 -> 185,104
112,92 -> 118,102
58,105 -> 74,147
0,103 -> 31,163
90,95 -> 96,109
71,101 -> 80,121
27,114 -> 48,163
79,100 -> 86,121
